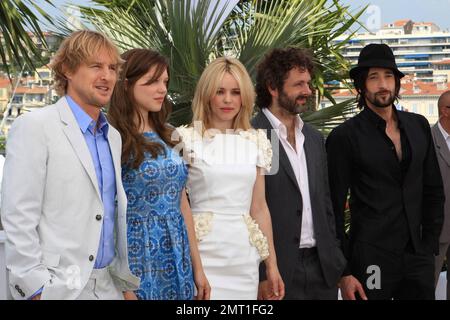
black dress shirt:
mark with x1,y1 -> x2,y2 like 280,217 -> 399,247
326,106 -> 444,267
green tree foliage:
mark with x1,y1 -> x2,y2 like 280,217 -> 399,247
0,0 -> 54,78
70,0 -> 366,129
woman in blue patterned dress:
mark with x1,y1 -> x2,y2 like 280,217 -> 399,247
109,49 -> 210,300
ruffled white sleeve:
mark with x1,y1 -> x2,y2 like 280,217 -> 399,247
175,125 -> 197,164
255,129 -> 273,172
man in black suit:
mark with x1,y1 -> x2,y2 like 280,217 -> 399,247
326,43 -> 444,300
252,47 -> 346,299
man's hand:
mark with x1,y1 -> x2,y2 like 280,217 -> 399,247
339,275 -> 367,300
123,291 -> 138,300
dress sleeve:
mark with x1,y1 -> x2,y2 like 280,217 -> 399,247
255,129 -> 272,172
175,126 -> 196,164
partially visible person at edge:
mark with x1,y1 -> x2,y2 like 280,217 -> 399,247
108,48 -> 210,300
431,90 -> 450,300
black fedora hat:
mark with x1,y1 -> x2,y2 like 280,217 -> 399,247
349,43 -> 405,79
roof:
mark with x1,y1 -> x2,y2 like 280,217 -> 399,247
332,88 -> 357,97
400,81 -> 450,95
433,60 -> 450,65
15,86 -> 49,94
26,31 -> 58,37
393,19 -> 412,27
414,22 -> 435,26
331,81 -> 450,97
0,78 -> 11,89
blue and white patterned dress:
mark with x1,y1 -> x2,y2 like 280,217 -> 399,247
123,131 -> 194,300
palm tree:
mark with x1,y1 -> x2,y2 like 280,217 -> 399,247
0,0 -> 54,78
74,0 -> 365,129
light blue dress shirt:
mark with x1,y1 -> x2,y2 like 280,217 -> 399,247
66,95 -> 117,269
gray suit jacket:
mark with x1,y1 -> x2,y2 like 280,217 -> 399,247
432,123 -> 450,243
252,111 -> 346,290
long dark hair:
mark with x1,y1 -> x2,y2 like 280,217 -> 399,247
353,68 -> 402,109
108,48 -> 174,168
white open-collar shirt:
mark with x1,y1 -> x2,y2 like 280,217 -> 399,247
438,121 -> 450,151
263,108 -> 316,248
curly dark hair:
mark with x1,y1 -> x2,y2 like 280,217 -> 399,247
255,47 -> 314,109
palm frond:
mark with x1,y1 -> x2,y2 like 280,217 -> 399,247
78,0 -> 365,128
0,0 -> 54,78
302,98 -> 357,133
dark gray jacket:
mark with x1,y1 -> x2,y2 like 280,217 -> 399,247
252,111 -> 346,290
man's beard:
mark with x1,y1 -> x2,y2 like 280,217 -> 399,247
278,90 -> 309,115
365,90 -> 396,109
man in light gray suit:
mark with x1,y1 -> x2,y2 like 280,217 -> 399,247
432,90 -> 450,299
0,30 -> 139,300
252,47 -> 346,299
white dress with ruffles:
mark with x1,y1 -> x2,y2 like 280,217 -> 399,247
176,127 -> 272,300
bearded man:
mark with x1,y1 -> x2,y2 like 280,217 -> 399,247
252,47 -> 346,300
326,43 -> 444,300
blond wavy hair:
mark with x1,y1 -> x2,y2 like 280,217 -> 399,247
49,30 -> 122,96
192,57 -> 255,131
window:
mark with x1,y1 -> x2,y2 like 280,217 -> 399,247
412,104 -> 418,113
12,96 -> 23,104
429,103 -> 435,116
39,71 -> 50,78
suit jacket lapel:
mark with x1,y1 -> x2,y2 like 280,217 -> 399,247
254,111 -> 301,192
278,138 -> 301,193
303,125 -> 316,196
57,98 -> 101,199
108,129 -> 122,185
432,124 -> 450,168
107,127 -> 127,219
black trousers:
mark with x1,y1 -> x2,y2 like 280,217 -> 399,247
284,247 -> 338,300
350,241 -> 435,300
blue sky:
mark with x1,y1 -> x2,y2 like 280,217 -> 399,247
36,0 -> 450,31
340,0 -> 450,31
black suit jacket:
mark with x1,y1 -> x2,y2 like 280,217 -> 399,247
252,111 -> 346,290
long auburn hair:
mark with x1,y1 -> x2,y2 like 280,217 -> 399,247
108,48 -> 174,168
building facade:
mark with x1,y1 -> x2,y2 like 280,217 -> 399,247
0,65 -> 55,135
335,20 -> 450,83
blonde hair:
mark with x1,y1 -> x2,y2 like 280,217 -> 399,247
49,30 -> 122,96
192,57 -> 255,131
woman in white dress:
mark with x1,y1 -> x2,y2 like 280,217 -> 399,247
176,57 -> 284,300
